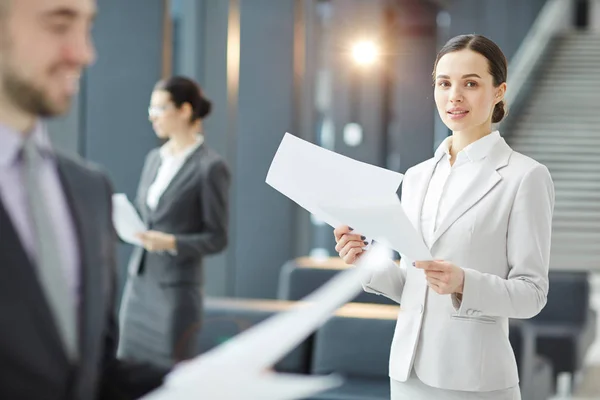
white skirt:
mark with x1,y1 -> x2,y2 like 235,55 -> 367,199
390,369 -> 521,400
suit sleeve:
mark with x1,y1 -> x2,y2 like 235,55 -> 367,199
454,164 -> 555,319
173,159 -> 230,259
99,174 -> 169,400
361,258 -> 406,304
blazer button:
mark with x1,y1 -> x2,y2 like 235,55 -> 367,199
466,309 -> 474,316
419,304 -> 424,314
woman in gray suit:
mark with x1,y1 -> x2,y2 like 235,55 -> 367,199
118,76 -> 230,368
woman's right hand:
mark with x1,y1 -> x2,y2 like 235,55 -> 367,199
333,225 -> 369,265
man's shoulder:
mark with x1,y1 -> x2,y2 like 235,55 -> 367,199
54,150 -> 110,187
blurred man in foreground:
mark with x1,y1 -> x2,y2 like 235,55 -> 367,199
0,0 -> 167,398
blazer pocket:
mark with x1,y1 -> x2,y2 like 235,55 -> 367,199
451,314 -> 497,325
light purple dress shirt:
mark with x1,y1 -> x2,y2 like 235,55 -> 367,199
0,121 -> 80,302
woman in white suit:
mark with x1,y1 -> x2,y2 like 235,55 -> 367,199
334,34 -> 554,399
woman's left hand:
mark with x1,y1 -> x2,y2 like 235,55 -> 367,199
414,261 -> 465,295
136,230 -> 176,252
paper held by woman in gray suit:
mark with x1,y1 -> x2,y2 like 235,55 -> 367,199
118,140 -> 230,368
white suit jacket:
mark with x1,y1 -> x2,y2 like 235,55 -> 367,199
362,137 -> 555,392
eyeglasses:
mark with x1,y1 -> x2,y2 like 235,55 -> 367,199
148,104 -> 172,118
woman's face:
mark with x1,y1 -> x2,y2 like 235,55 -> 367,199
434,49 -> 505,135
148,90 -> 190,139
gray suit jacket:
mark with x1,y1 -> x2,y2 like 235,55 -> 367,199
0,152 -> 167,400
127,144 -> 230,284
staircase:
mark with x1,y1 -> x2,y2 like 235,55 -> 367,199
506,32 -> 600,271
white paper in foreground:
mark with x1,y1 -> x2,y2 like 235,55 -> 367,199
140,246 -> 393,400
112,194 -> 146,246
266,133 -> 403,227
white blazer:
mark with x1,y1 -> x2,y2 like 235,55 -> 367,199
362,137 -> 555,392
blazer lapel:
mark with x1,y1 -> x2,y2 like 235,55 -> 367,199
429,138 -> 513,247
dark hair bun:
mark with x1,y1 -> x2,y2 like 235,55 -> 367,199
196,97 -> 212,119
492,100 -> 507,123
154,76 -> 212,123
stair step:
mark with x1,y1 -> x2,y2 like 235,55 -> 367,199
553,215 -> 600,224
515,155 -> 600,163
527,93 -> 600,100
513,145 -> 600,155
554,206 -> 600,215
523,106 -> 600,114
544,65 -> 600,71
549,258 -> 599,271
517,118 -> 600,124
548,54 -> 600,59
542,69 -> 600,75
554,212 -> 600,222
551,175 -> 600,184
554,197 -> 600,206
551,233 -> 600,245
511,137 -> 600,146
544,60 -> 600,67
554,182 -> 600,191
512,122 -> 600,131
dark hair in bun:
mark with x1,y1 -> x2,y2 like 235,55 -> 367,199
492,100 -> 506,123
154,76 -> 212,123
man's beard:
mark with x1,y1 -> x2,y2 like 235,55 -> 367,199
0,27 -> 70,118
0,66 -> 71,117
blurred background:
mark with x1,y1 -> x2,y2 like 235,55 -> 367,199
48,0 -> 600,398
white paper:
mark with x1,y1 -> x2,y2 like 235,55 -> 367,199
266,133 -> 432,261
112,194 -> 146,246
140,246 -> 393,400
266,133 -> 403,227
321,200 -> 432,262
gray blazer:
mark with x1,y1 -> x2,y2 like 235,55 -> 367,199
127,144 -> 230,284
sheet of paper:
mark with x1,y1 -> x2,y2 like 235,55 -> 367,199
112,194 -> 146,246
321,198 -> 433,262
139,246 -> 393,400
266,133 -> 431,261
266,133 -> 403,227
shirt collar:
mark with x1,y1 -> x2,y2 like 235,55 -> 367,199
159,134 -> 204,161
434,136 -> 453,161
0,120 -> 52,167
434,131 -> 501,163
